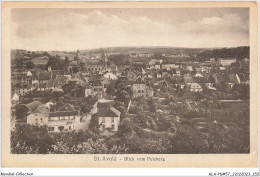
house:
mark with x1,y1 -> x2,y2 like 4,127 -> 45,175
48,104 -> 81,132
176,69 -> 181,76
156,70 -> 162,79
126,70 -> 137,82
85,53 -> 108,73
187,83 -> 203,92
97,103 -> 121,132
31,57 -> 49,66
162,69 -> 168,77
91,80 -> 104,96
68,61 -> 79,74
85,85 -> 93,97
194,73 -> 203,78
154,62 -> 161,70
49,68 -> 68,79
209,58 -> 216,63
133,77 -> 147,98
130,53 -> 152,58
219,67 -> 227,73
27,104 -> 49,126
17,85 -> 34,96
53,75 -> 67,89
38,72 -> 51,91
148,59 -> 159,66
204,75 -> 216,90
132,77 -> 154,98
218,58 -> 237,66
186,65 -> 193,71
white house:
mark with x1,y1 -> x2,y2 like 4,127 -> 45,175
97,106 -> 121,132
48,104 -> 81,132
187,83 -> 203,92
27,105 -> 49,126
218,58 -> 237,66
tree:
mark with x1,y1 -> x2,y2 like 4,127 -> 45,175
11,125 -> 54,154
25,61 -> 35,69
118,119 -> 133,137
62,83 -> 75,94
89,113 -> 100,133
15,105 -> 29,119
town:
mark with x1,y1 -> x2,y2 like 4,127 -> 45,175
11,46 -> 250,154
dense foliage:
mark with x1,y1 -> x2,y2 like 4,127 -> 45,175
197,46 -> 249,61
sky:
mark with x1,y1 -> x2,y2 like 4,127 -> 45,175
11,8 -> 249,51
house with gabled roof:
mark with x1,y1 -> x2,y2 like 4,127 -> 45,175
133,76 -> 146,98
48,103 -> 81,132
27,104 -> 49,126
96,101 -> 121,132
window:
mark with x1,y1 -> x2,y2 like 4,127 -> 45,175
69,126 -> 71,130
40,118 -> 43,123
102,117 -> 105,123
111,124 -> 115,129
111,118 -> 114,123
102,124 -> 106,130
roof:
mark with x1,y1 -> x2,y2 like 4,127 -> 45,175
97,101 -> 115,109
26,100 -> 42,113
134,76 -> 145,84
28,70 -> 38,75
58,103 -> 76,112
49,111 -> 78,117
97,107 -> 119,117
33,104 -> 49,116
69,61 -> 78,66
49,103 -> 78,117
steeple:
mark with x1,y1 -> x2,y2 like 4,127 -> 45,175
100,48 -> 108,68
76,49 -> 80,57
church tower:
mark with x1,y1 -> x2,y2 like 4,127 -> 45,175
101,49 -> 108,69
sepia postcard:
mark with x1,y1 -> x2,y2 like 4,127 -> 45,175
1,1 -> 258,167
